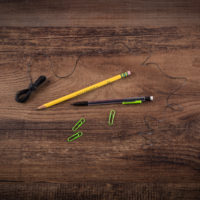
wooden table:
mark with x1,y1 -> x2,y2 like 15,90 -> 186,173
0,1 -> 200,199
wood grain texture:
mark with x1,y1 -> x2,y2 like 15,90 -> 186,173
0,0 -> 200,199
0,0 -> 200,27
0,183 -> 200,200
0,26 -> 200,199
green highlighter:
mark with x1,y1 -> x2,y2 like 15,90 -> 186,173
122,100 -> 142,105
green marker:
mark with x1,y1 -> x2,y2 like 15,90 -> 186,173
122,100 -> 142,105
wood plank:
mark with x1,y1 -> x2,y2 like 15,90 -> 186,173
0,128 -> 200,183
0,0 -> 199,27
0,183 -> 200,200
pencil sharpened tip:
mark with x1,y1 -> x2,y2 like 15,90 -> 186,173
37,105 -> 46,110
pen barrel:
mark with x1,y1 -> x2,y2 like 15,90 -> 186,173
89,100 -> 122,105
88,97 -> 151,105
123,96 -> 151,102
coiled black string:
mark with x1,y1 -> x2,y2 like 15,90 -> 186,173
15,55 -> 81,103
15,63 -> 46,103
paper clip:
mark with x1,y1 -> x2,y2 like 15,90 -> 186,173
108,110 -> 116,126
67,131 -> 83,142
72,118 -> 86,132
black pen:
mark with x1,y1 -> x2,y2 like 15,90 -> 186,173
72,96 -> 153,106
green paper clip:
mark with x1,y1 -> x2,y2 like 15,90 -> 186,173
122,100 -> 142,105
67,131 -> 83,142
108,110 -> 116,126
72,118 -> 86,132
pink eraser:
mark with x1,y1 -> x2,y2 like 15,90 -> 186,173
127,71 -> 131,76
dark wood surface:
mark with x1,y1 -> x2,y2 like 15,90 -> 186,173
0,0 -> 200,27
0,1 -> 200,200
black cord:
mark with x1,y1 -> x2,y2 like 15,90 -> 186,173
49,55 -> 82,79
142,54 -> 187,111
15,55 -> 81,103
15,63 -> 46,103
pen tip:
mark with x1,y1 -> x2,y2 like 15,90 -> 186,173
150,96 -> 153,101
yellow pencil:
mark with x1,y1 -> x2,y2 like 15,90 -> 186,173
37,71 -> 131,109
